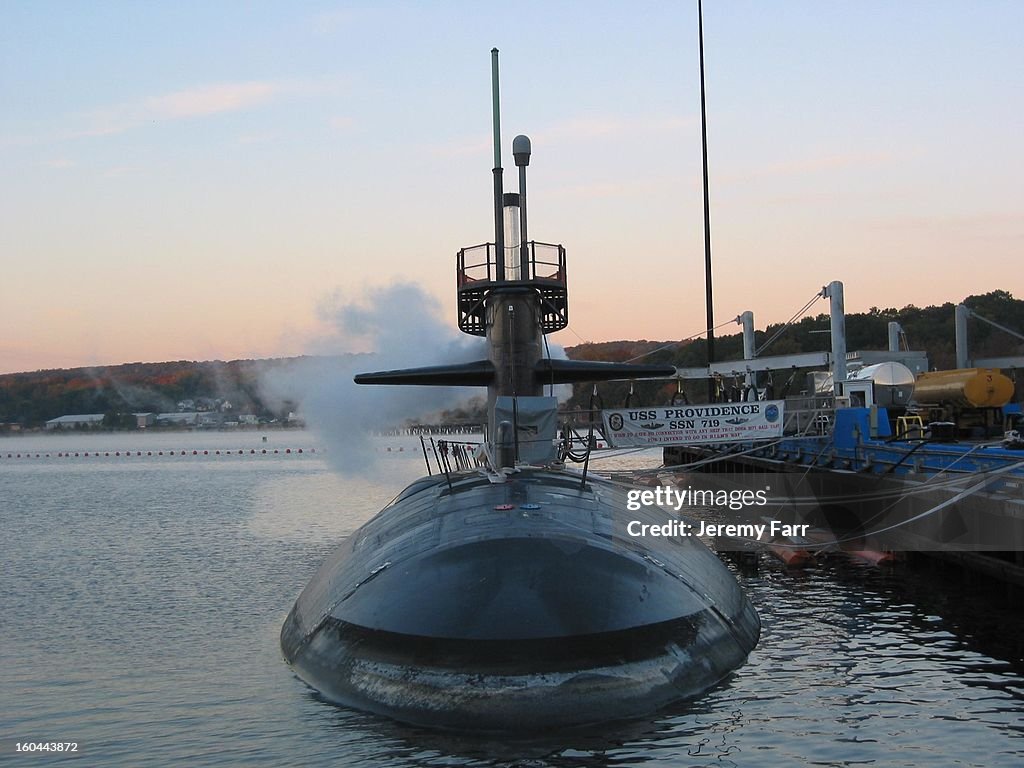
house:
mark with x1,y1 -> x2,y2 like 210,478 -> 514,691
157,412 -> 199,427
134,413 -> 155,428
197,412 -> 222,428
45,414 -> 105,430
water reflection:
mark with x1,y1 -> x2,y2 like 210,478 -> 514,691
308,683 -> 751,768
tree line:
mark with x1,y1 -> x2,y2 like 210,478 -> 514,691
0,358 -> 297,428
1,291 -> 1020,428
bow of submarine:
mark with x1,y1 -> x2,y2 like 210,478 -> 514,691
280,468 -> 761,730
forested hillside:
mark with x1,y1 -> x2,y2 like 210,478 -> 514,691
1,291 -> 1020,428
0,358 -> 301,427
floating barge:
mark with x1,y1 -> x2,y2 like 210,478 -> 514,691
661,290 -> 1024,582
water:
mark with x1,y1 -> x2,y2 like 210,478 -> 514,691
2,432 -> 1022,767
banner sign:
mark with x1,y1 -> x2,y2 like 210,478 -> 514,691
601,401 -> 785,447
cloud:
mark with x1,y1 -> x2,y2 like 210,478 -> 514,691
76,80 -> 295,137
537,115 -> 694,144
101,165 -> 141,178
429,135 -> 491,158
237,133 -> 275,145
717,149 -> 898,188
148,81 -> 281,119
429,116 -> 692,159
864,211 -> 1024,241
329,115 -> 355,131
546,178 -> 662,199
311,9 -> 356,35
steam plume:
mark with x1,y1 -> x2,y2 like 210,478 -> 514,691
260,282 -> 485,475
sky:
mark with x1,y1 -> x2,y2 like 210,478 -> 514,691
1,1 -> 1021,374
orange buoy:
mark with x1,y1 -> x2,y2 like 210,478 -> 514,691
767,544 -> 814,567
845,549 -> 898,566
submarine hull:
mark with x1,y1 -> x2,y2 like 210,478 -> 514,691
281,469 -> 760,730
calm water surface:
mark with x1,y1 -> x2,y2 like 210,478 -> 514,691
2,432 -> 1022,767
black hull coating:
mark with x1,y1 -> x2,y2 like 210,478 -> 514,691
281,469 -> 760,730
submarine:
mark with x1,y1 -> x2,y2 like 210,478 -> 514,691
280,50 -> 760,731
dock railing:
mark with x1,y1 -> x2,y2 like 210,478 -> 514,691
782,395 -> 835,436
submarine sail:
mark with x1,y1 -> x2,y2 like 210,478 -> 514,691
280,50 -> 760,730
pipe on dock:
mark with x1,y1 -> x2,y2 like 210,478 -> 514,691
888,321 -> 902,353
955,303 -> 970,369
739,311 -> 755,389
825,281 -> 847,396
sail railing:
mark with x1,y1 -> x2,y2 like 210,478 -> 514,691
457,244 -> 495,285
526,242 -> 566,284
456,241 -> 566,287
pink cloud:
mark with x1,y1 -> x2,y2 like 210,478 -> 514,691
147,81 -> 282,119
77,80 -> 294,137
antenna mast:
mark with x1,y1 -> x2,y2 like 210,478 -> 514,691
698,0 -> 715,402
491,48 -> 506,280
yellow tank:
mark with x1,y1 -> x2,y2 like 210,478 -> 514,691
912,368 -> 1014,408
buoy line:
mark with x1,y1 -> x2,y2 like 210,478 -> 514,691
1,447 -> 319,459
